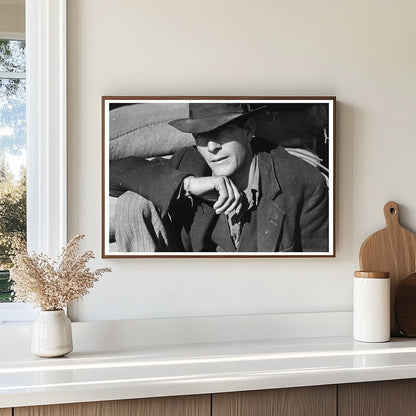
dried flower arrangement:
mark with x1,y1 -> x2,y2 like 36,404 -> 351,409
10,234 -> 111,311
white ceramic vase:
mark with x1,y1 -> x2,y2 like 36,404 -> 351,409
31,310 -> 73,357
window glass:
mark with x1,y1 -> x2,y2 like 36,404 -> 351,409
0,39 -> 26,303
0,39 -> 26,73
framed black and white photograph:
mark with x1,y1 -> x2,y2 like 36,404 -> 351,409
102,96 -> 336,258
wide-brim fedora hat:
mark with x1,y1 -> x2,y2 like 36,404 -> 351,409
169,103 -> 265,134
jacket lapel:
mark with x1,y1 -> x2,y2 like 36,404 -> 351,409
211,213 -> 236,252
189,203 -> 235,252
257,151 -> 286,252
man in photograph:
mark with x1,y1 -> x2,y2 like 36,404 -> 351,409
110,103 -> 329,253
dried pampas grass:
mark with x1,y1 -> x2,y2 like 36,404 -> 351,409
10,234 -> 111,311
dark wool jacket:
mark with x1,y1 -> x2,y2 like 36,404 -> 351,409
110,145 -> 329,253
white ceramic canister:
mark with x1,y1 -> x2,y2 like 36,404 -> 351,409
353,271 -> 390,342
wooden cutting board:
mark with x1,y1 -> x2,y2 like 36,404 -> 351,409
359,201 -> 416,336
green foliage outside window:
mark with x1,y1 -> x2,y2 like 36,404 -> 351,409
0,38 -> 26,302
0,162 -> 26,302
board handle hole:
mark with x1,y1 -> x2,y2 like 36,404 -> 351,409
390,207 -> 396,214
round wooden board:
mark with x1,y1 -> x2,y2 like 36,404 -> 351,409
359,201 -> 416,335
395,272 -> 416,337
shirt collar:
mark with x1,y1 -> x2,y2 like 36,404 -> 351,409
243,154 -> 260,209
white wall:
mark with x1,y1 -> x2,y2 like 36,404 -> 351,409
0,3 -> 24,33
67,0 -> 416,322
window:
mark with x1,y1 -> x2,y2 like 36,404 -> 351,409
0,0 -> 67,324
0,35 -> 26,305
0,32 -> 34,322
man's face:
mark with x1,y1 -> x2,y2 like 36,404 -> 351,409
194,120 -> 253,181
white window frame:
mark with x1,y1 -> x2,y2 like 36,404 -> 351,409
0,0 -> 67,324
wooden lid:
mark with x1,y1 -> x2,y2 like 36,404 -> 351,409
354,271 -> 390,279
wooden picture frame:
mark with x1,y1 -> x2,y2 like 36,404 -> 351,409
102,96 -> 336,258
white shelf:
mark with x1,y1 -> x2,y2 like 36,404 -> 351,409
2,335 -> 416,408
